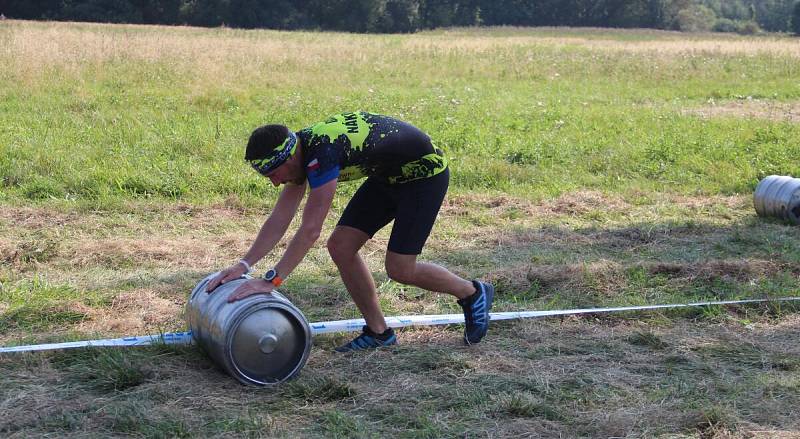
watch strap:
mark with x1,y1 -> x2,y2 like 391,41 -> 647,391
263,268 -> 283,287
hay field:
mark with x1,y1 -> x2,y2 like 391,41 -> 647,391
1,20 -> 800,438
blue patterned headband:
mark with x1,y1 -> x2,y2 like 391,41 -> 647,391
248,131 -> 298,175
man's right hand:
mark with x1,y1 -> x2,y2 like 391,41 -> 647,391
206,263 -> 248,293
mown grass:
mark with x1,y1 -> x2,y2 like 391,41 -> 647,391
1,20 -> 800,438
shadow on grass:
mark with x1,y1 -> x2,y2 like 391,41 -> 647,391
424,217 -> 800,311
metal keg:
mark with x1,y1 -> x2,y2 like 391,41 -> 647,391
186,273 -> 312,386
753,175 -> 800,225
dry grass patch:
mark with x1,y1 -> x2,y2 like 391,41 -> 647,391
0,238 -> 22,266
488,260 -> 629,297
683,99 -> 800,123
0,205 -> 261,271
404,30 -> 800,57
542,190 -> 630,216
525,260 -> 627,296
442,193 -> 537,217
445,190 -> 630,217
588,38 -> 800,57
0,207 -> 81,229
6,20 -> 800,91
68,238 -> 215,269
647,259 -> 794,282
0,204 -> 260,242
75,289 -> 183,335
666,194 -> 751,211
492,258 -> 790,300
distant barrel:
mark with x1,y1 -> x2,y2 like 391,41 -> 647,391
754,175 -> 800,225
186,273 -> 312,386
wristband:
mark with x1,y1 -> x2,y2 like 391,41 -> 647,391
238,259 -> 252,273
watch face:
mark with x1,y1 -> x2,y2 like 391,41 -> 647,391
263,269 -> 277,281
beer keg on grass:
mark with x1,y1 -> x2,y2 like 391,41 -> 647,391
186,273 -> 312,386
753,175 -> 800,225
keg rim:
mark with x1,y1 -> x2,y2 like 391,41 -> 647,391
224,299 -> 312,386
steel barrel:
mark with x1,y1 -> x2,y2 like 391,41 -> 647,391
753,175 -> 800,225
186,273 -> 312,386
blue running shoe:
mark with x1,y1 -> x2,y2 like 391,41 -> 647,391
458,280 -> 494,345
335,326 -> 397,352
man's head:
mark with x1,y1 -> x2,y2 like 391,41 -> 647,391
245,125 -> 305,186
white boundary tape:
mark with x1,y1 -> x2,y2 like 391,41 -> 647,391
1,297 -> 799,353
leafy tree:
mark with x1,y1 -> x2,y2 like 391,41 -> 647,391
753,0 -> 793,32
224,0 -> 301,28
793,1 -> 800,34
179,0 -> 228,26
305,0 -> 383,32
662,0 -> 692,28
675,4 -> 716,31
418,0 -> 480,28
716,0 -> 750,20
1,0 -> 68,19
712,17 -> 760,33
585,0 -> 664,28
375,0 -> 421,33
474,0 -> 538,26
61,0 -> 142,23
130,0 -> 181,24
1,0 -> 795,34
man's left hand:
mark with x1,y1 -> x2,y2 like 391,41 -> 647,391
227,278 -> 274,303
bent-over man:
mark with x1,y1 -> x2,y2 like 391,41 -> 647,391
206,111 -> 493,351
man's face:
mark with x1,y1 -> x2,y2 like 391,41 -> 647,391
265,154 -> 305,187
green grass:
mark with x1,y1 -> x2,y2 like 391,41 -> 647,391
51,348 -> 155,392
1,23 -> 799,208
2,20 -> 800,438
0,275 -> 109,332
281,375 -> 356,402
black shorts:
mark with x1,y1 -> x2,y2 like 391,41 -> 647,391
337,168 -> 449,255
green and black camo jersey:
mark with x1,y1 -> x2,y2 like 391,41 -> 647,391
296,111 -> 447,188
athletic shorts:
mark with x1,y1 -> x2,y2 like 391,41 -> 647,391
337,168 -> 449,255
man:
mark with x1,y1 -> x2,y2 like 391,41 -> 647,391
206,111 -> 493,351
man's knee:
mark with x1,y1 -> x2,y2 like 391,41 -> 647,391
385,258 -> 416,284
327,231 -> 360,262
327,234 -> 347,261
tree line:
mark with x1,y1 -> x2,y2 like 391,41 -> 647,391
2,0 -> 800,34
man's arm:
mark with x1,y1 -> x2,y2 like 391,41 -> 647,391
206,182 -> 307,292
273,178 -> 337,279
227,178 -> 337,302
242,182 -> 308,266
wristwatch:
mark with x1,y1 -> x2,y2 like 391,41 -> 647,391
262,268 -> 283,287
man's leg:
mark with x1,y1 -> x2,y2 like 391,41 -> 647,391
385,169 -> 494,345
327,225 -> 389,333
384,251 -> 475,300
385,251 -> 492,345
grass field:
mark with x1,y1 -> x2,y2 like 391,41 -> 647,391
1,20 -> 800,438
